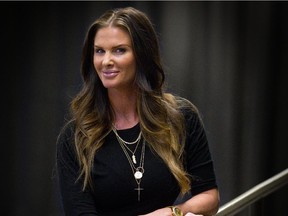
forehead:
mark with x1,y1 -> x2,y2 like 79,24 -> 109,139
94,26 -> 132,46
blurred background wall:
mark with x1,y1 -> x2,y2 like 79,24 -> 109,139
2,1 -> 288,215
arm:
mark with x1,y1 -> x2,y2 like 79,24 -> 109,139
141,102 -> 220,216
178,188 -> 219,215
180,105 -> 220,215
56,123 -> 98,216
139,188 -> 219,216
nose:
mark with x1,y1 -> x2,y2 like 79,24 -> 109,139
102,52 -> 114,67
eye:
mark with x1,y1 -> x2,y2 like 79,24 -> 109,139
94,48 -> 105,55
114,48 -> 126,54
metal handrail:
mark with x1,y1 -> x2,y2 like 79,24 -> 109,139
216,168 -> 288,216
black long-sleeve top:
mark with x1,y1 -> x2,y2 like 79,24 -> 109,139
56,100 -> 217,216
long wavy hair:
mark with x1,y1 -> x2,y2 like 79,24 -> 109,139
71,7 -> 191,194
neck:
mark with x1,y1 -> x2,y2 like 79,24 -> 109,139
108,88 -> 139,130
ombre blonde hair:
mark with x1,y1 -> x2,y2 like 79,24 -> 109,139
71,7 -> 192,194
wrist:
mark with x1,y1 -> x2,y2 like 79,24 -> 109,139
169,206 -> 183,216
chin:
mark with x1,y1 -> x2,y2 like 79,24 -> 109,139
101,81 -> 118,89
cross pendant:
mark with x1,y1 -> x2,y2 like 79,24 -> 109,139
134,185 -> 144,201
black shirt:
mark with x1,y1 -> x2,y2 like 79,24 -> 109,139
56,102 -> 217,216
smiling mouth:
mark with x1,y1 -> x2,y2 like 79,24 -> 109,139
103,71 -> 119,78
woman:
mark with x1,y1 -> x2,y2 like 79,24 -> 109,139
56,7 -> 219,216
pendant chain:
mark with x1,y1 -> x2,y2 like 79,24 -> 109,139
113,126 -> 142,145
114,130 -> 146,202
112,128 -> 141,164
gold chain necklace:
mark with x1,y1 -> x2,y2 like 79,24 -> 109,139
115,133 -> 146,201
112,128 -> 141,164
113,127 -> 142,145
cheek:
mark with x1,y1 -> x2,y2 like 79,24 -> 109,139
93,57 -> 101,71
124,57 -> 136,72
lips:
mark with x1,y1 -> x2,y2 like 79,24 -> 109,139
102,70 -> 119,78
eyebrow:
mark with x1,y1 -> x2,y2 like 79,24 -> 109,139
93,44 -> 131,48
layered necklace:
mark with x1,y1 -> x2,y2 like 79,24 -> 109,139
112,127 -> 146,201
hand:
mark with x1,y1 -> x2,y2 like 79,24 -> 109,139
185,213 -> 203,216
139,207 -> 172,215
139,208 -> 203,216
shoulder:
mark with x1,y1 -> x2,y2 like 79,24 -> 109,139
163,93 -> 203,126
56,120 -> 80,175
172,96 -> 206,133
174,96 -> 199,118
56,120 -> 76,155
57,120 -> 76,142
164,93 -> 197,111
